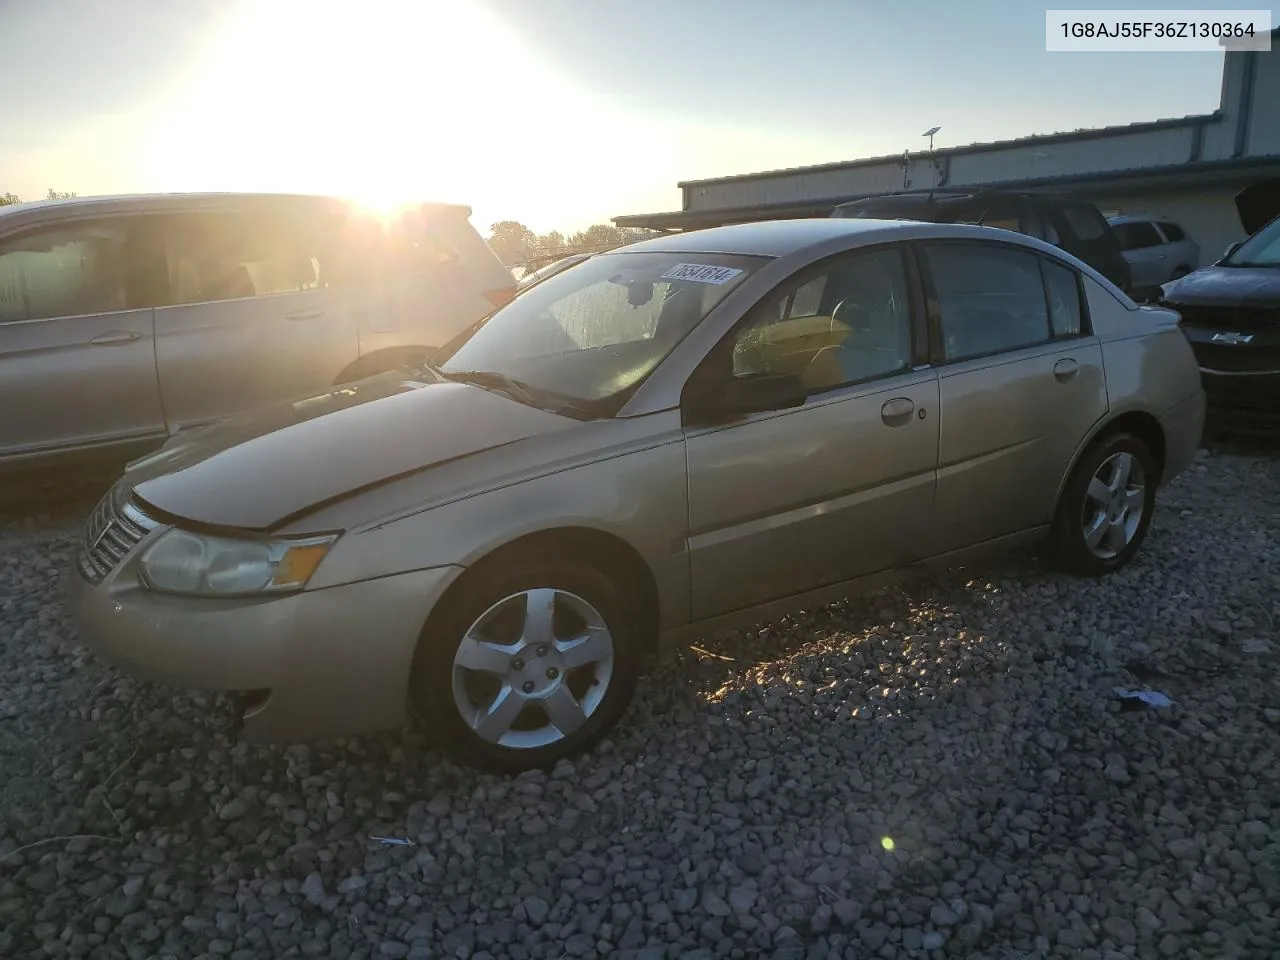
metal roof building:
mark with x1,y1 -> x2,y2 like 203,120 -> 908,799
615,28 -> 1280,264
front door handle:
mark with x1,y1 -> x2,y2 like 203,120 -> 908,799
881,397 -> 915,426
286,309 -> 325,321
89,331 -> 142,345
1054,358 -> 1079,382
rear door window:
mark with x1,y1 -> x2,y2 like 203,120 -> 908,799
922,243 -> 1052,361
1111,221 -> 1163,251
1157,221 -> 1186,242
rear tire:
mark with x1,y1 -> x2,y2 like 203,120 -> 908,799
409,553 -> 642,774
1048,432 -> 1157,576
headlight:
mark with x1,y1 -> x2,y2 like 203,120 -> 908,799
139,529 -> 336,597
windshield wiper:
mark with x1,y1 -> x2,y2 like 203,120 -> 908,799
442,369 -> 538,406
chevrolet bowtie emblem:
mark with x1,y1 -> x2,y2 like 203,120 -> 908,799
1210,331 -> 1253,345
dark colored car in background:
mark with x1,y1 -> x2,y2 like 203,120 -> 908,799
831,189 -> 1132,294
1157,184 -> 1280,428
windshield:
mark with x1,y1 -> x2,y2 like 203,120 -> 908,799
435,250 -> 767,414
1224,215 -> 1280,267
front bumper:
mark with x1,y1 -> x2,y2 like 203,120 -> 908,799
1200,368 -> 1280,421
1179,320 -> 1280,420
67,535 -> 462,742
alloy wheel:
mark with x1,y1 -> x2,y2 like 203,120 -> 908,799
450,588 -> 615,750
1081,451 -> 1146,560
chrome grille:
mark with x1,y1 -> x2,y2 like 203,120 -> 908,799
77,486 -> 159,584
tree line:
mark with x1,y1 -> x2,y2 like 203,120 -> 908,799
0,189 -> 77,205
486,220 -> 663,268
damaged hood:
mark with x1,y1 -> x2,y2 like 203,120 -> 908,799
1161,264 -> 1280,309
1235,182 -> 1280,237
125,372 -> 577,530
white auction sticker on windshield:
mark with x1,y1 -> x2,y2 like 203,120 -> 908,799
661,263 -> 744,285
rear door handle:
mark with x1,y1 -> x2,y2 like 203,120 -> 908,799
286,309 -> 325,321
881,397 -> 915,426
89,331 -> 142,345
1054,358 -> 1079,382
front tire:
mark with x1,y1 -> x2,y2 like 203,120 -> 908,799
1048,432 -> 1157,576
409,555 -> 641,773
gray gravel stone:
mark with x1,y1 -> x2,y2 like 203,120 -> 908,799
2,444 -> 1278,959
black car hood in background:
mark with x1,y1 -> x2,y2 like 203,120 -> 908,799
1163,265 -> 1280,309
1236,182 -> 1280,236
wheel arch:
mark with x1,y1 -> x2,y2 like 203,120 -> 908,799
416,524 -> 663,659
1055,408 -> 1167,508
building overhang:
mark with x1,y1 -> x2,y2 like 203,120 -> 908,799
613,155 -> 1280,231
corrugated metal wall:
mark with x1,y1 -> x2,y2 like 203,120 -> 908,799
1249,54 -> 1280,155
679,42 -> 1279,217
685,124 -> 1203,213
950,127 -> 1196,186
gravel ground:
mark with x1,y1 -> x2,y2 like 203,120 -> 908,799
1,440 -> 1278,960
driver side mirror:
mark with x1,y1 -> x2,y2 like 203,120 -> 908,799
685,372 -> 808,425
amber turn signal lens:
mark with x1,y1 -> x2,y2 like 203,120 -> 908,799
275,543 -> 332,587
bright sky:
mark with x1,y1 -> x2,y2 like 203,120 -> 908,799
0,0 -> 1245,236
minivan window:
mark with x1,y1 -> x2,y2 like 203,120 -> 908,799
972,197 -> 1019,232
160,212 -> 339,305
1158,221 -> 1185,242
437,250 -> 767,412
923,244 -> 1051,361
0,222 -> 131,323
1061,205 -> 1109,242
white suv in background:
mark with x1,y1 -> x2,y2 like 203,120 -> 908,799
1106,215 -> 1201,300
0,192 -> 515,472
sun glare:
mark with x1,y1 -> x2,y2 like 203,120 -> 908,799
141,0 -> 585,220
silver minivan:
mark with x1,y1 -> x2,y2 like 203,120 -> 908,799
0,192 -> 515,471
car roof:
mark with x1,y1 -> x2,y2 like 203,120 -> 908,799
1106,214 -> 1166,225
834,188 -> 1081,206
613,217 -> 1046,259
0,191 -> 472,224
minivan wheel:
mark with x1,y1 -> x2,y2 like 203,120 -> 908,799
1048,432 -> 1157,576
410,557 -> 641,773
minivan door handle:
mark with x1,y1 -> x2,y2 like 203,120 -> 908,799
286,309 -> 325,321
1053,358 -> 1079,382
89,331 -> 142,345
881,397 -> 915,426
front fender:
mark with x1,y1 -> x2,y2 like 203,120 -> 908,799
304,430 -> 692,630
